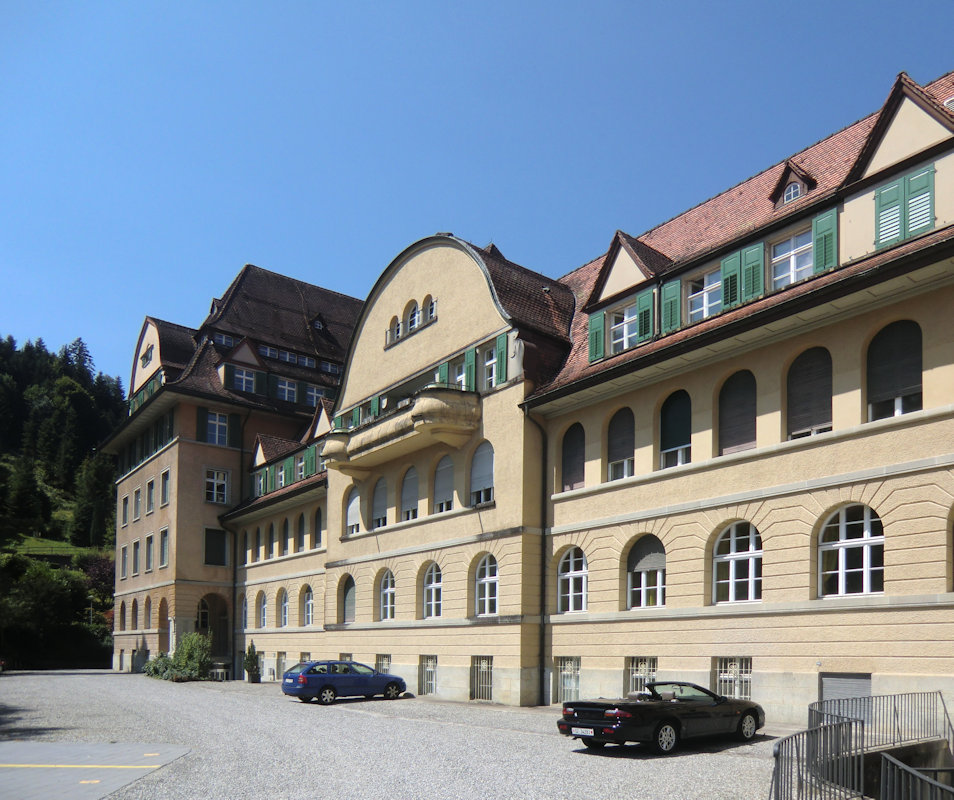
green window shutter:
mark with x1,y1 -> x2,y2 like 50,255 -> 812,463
464,348 -> 476,391
904,166 -> 934,238
297,382 -> 306,403
660,279 -> 681,334
495,333 -> 508,384
721,251 -> 742,308
370,395 -> 380,416
437,362 -> 449,385
267,373 -> 279,398
304,445 -> 316,476
224,364 -> 235,389
351,407 -> 361,427
284,456 -> 294,483
196,407 -> 208,442
812,208 -> 838,273
254,371 -> 266,395
588,311 -> 605,362
267,465 -> 276,492
741,244 -> 764,302
875,179 -> 903,248
636,287 -> 654,342
228,413 -> 241,448
334,414 -> 344,430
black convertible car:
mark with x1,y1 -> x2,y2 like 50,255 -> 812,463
557,681 -> 765,754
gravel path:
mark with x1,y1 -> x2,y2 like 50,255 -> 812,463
0,670 -> 782,799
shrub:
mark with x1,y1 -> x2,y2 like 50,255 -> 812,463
243,641 -> 260,678
141,631 -> 212,682
142,652 -> 173,680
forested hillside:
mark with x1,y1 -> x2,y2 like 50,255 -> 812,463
0,335 -> 126,549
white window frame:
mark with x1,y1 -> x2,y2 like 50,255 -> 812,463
133,488 -> 141,520
277,378 -> 297,402
159,528 -> 169,567
278,591 -> 288,628
205,469 -> 228,504
628,566 -> 665,608
120,545 -> 128,579
771,229 -> 813,291
660,445 -> 691,469
714,656 -> 753,700
304,385 -> 322,407
627,656 -> 658,694
819,505 -> 884,597
423,563 -> 442,618
145,480 -> 155,514
380,570 -> 396,620
145,534 -> 154,572
783,182 -> 801,203
346,489 -> 361,536
555,656 -> 581,703
610,302 -> 639,354
132,540 -> 140,575
121,496 -> 129,526
475,554 -> 498,616
558,547 -> 587,613
296,455 -> 306,481
688,268 -> 722,323
258,595 -> 267,629
483,347 -> 496,390
304,589 -> 314,626
233,367 -> 255,392
713,522 -> 763,603
160,470 -> 170,506
207,412 -> 228,446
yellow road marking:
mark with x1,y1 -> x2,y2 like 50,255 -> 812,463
0,763 -> 160,769
79,780 -> 101,784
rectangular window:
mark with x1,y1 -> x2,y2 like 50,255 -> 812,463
233,367 -> 255,392
296,456 -> 306,481
277,379 -> 297,402
159,529 -> 169,567
688,269 -> 722,323
482,347 -> 496,390
204,528 -> 228,566
133,489 -> 141,520
205,470 -> 228,504
160,470 -> 170,506
304,385 -> 323,407
610,303 -> 639,353
626,656 -> 658,694
213,332 -> 234,347
120,546 -> 128,579
555,656 -> 581,703
258,345 -> 279,359
419,655 -> 438,695
121,496 -> 129,526
132,540 -> 140,575
301,356 -> 316,368
608,457 -> 634,481
660,445 -> 691,469
145,534 -> 154,571
376,654 -> 392,674
470,656 -> 493,701
146,480 -> 155,514
713,656 -> 752,700
207,412 -> 228,446
254,472 -> 266,497
771,230 -> 813,290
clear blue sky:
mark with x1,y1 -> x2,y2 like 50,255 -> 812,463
3,1 -> 952,389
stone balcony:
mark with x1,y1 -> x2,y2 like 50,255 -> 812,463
321,387 -> 481,478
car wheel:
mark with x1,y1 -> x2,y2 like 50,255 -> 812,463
580,738 -> 605,750
737,712 -> 757,741
298,696 -> 313,703
652,721 -> 679,754
383,682 -> 402,700
317,686 -> 337,705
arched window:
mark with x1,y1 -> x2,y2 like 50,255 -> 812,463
401,467 -> 419,521
423,563 -> 442,618
241,531 -> 248,565
346,489 -> 360,535
379,570 -> 395,620
627,535 -> 666,608
241,595 -> 248,629
253,528 -> 261,562
787,347 -> 833,438
475,554 -> 498,616
372,479 -> 387,529
302,586 -> 314,626
867,320 -> 922,421
131,599 -> 139,630
558,547 -> 587,613
118,601 -> 126,631
389,316 -> 401,343
267,524 -> 275,558
143,596 -> 151,629
783,181 -> 801,203
197,598 -> 209,630
257,593 -> 267,628
341,575 -> 356,623
424,294 -> 436,322
470,442 -> 494,505
296,514 -> 305,552
660,390 -> 691,468
281,518 -> 289,556
434,456 -> 454,512
314,508 -> 322,548
561,423 -> 585,491
405,302 -> 420,333
713,522 -> 763,603
719,371 -> 757,455
607,408 -> 635,480
277,589 -> 288,627
820,505 -> 884,596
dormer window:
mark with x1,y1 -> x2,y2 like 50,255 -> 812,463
688,269 -> 722,323
782,182 -> 801,203
213,332 -> 234,348
140,344 -> 154,368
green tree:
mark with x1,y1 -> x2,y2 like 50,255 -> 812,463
70,452 -> 116,547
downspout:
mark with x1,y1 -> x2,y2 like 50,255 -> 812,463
228,409 -> 252,678
524,407 -> 549,706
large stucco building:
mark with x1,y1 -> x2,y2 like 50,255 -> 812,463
111,70 -> 954,724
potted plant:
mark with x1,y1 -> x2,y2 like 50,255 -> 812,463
243,641 -> 261,683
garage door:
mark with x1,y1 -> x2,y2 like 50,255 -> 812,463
821,673 -> 872,702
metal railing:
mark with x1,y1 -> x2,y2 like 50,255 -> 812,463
881,753 -> 954,800
771,692 -> 954,800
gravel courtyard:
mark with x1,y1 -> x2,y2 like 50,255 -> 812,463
0,670 -> 784,799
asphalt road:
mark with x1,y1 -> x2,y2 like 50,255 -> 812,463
0,671 -> 784,799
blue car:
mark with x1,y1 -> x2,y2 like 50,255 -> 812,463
281,660 -> 406,704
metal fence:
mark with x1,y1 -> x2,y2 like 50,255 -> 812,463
470,656 -> 493,701
881,752 -> 954,800
771,692 -> 954,800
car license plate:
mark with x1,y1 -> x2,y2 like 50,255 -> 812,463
571,727 -> 594,736
284,678 -> 293,684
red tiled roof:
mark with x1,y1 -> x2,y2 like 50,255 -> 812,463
257,433 -> 301,462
